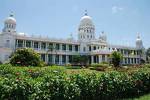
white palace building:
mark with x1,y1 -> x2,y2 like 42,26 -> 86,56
0,11 -> 146,65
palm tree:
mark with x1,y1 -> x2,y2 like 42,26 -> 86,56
110,51 -> 123,68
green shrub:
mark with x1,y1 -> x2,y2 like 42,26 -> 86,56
1,65 -> 150,100
90,63 -> 109,71
10,48 -> 44,67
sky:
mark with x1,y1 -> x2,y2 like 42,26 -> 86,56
0,0 -> 150,48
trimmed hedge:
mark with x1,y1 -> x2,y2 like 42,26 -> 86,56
1,64 -> 150,100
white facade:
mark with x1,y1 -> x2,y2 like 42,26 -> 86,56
0,11 -> 146,65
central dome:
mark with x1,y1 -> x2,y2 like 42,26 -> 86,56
79,11 -> 94,27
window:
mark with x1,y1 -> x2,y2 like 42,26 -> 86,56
62,55 -> 66,63
41,42 -> 46,49
93,46 -> 96,50
34,42 -> 38,49
102,55 -> 105,62
26,41 -> 31,48
55,55 -> 59,64
87,35 -> 89,38
41,54 -> 45,61
75,45 -> 78,51
48,54 -> 52,63
18,40 -> 23,47
83,47 -> 86,52
69,45 -> 72,51
89,46 -> 91,51
5,40 -> 10,48
62,44 -> 66,50
56,44 -> 60,50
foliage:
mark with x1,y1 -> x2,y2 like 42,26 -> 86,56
72,55 -> 89,66
146,48 -> 150,63
10,48 -> 44,66
90,63 -> 109,71
111,51 -> 123,67
1,64 -> 150,99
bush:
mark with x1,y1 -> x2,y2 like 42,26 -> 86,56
10,48 -> 44,67
111,51 -> 123,67
90,63 -> 109,71
1,65 -> 150,99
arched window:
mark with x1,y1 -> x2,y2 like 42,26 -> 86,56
83,47 -> 86,52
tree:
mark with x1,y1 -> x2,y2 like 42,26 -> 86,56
110,51 -> 123,67
72,55 -> 89,66
146,48 -> 150,63
10,48 -> 43,66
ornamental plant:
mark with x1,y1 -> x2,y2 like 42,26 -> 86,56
10,48 -> 44,66
110,51 -> 123,67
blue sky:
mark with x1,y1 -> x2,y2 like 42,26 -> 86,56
0,0 -> 150,48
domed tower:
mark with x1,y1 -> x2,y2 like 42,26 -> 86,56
136,33 -> 143,49
78,10 -> 95,42
2,12 -> 16,34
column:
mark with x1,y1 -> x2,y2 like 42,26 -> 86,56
24,40 -> 26,48
91,55 -> 94,64
105,55 -> 107,62
16,39 -> 18,48
60,44 -> 62,51
52,55 -> 55,64
38,42 -> 41,50
46,42 -> 48,51
32,41 -> 34,48
45,54 -> 48,64
66,55 -> 69,64
23,40 -> 25,47
130,58 -> 132,64
72,45 -> 75,52
98,55 -> 102,63
59,55 -> 62,65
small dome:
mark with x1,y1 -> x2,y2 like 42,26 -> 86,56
4,13 -> 16,24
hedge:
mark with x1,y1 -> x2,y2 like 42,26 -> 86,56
1,64 -> 150,100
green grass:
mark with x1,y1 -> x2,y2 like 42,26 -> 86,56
123,94 -> 150,100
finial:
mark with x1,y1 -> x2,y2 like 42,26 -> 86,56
84,10 -> 88,16
102,31 -> 104,34
10,11 -> 14,17
137,32 -> 140,39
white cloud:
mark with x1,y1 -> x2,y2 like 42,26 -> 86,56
112,6 -> 124,14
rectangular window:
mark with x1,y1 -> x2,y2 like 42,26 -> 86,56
75,45 -> 79,51
62,44 -> 66,50
41,42 -> 46,49
69,45 -> 72,51
48,54 -> 52,63
41,54 -> 45,61
34,42 -> 38,49
18,40 -> 23,47
89,46 -> 91,51
62,55 -> 66,63
55,55 -> 59,64
26,40 -> 31,48
56,44 -> 60,50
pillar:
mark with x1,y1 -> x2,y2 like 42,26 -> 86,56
91,56 -> 94,64
52,55 -> 55,64
98,55 -> 102,63
59,55 -> 62,65
66,55 -> 69,64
